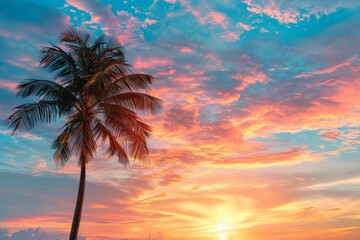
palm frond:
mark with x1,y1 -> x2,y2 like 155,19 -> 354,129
39,44 -> 80,84
7,101 -> 69,134
70,116 -> 97,166
60,26 -> 91,47
52,126 -> 72,168
100,102 -> 152,138
51,112 -> 83,167
80,120 -> 96,164
17,79 -> 78,105
102,92 -> 162,114
98,103 -> 151,162
90,34 -> 106,52
103,62 -> 129,79
84,72 -> 112,95
94,119 -> 129,165
105,113 -> 149,162
106,72 -> 155,91
103,38 -> 126,63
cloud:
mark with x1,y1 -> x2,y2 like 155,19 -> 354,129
0,81 -> 17,92
0,227 -> 86,240
0,228 -> 50,240
141,18 -> 157,28
163,104 -> 196,130
133,57 -> 173,70
318,130 -> 341,141
179,47 -> 193,53
304,176 -> 360,190
215,146 -> 320,167
243,0 -> 360,24
65,0 -> 142,46
206,11 -> 228,29
0,129 -> 43,141
296,55 -> 357,78
245,0 -> 301,24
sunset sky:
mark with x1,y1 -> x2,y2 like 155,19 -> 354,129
1,0 -> 360,239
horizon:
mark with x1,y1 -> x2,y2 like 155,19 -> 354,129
0,0 -> 360,240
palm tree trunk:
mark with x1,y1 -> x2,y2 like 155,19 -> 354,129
69,161 -> 86,240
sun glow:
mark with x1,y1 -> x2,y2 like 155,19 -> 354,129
219,232 -> 227,240
216,224 -> 230,240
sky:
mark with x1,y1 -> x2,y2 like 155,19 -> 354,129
0,0 -> 360,239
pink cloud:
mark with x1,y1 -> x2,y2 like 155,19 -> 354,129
179,47 -> 193,53
221,31 -> 240,42
0,80 -> 17,91
179,1 -> 228,29
206,11 -> 228,29
231,71 -> 268,85
5,55 -> 39,72
65,0 -> 88,12
132,57 -> 173,69
163,104 -> 197,131
245,0 -> 302,24
203,54 -> 222,70
211,91 -> 241,104
225,78 -> 360,137
238,22 -> 255,31
230,55 -> 271,88
30,159 -> 48,175
66,0 -> 142,46
92,16 -> 101,23
245,0 -> 360,26
176,1 -> 250,42
179,0 -> 204,24
297,55 -> 357,78
318,130 -> 341,141
154,67 -> 177,77
141,18 -> 157,28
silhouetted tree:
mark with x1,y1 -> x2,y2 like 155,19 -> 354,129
7,27 -> 162,240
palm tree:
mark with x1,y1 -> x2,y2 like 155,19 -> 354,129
7,27 -> 162,240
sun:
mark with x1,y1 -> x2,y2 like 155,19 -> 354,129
218,232 -> 227,240
215,224 -> 229,240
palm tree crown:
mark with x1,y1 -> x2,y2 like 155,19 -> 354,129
8,27 -> 162,167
